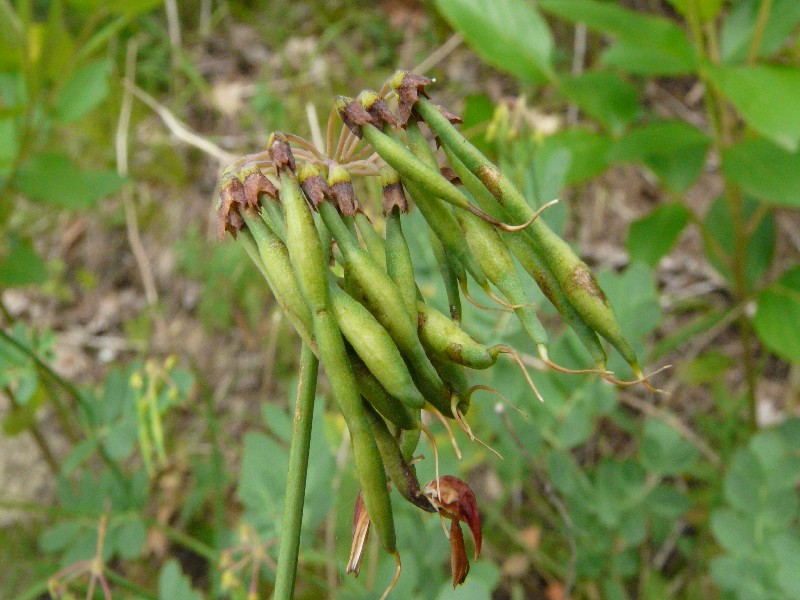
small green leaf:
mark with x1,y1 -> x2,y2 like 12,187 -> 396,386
723,448 -> 763,511
627,203 -> 691,266
39,521 -> 84,553
559,71 -> 640,134
721,0 -> 800,63
711,509 -> 755,555
539,0 -> 696,75
754,267 -> 800,363
0,235 -> 46,286
110,520 -> 147,560
537,129 -> 611,185
434,0 -> 554,81
15,153 -> 126,209
640,419 -> 698,475
62,437 -> 99,476
609,121 -> 709,192
53,59 -> 111,123
158,560 -> 202,600
708,64 -> 800,151
722,137 -> 800,207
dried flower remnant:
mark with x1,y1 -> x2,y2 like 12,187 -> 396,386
347,492 -> 371,576
424,475 -> 483,587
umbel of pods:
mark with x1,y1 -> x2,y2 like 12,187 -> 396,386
216,71 -> 663,598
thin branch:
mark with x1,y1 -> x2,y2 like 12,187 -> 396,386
125,81 -> 237,165
413,33 -> 464,75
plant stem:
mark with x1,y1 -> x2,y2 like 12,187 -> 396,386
5,386 -> 60,475
747,0 -> 773,64
103,568 -> 158,600
273,343 -> 319,600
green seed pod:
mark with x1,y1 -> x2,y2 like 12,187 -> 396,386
382,167 -> 417,316
354,212 -> 387,266
417,301 -> 496,369
455,208 -> 550,356
316,198 -> 451,414
330,281 -> 425,410
428,224 -> 463,322
238,212 -> 315,351
402,119 -> 492,293
270,133 -> 395,554
442,146 -> 608,370
414,96 -> 640,373
363,401 -> 434,512
349,351 -> 418,431
399,424 -> 422,462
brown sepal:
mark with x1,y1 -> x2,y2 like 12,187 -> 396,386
242,171 -> 277,208
449,520 -> 470,588
299,174 -> 331,210
331,181 -> 359,217
436,104 -> 463,125
216,175 -> 247,240
423,475 -> 482,560
394,72 -> 433,126
337,98 -> 376,138
367,97 -> 399,129
268,133 -> 296,173
382,182 -> 408,215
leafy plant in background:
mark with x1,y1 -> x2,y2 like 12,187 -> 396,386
431,0 -> 800,598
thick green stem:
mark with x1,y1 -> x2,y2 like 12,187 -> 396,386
273,343 -> 319,600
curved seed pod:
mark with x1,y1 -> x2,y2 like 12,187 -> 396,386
417,301 -> 495,369
402,119 -> 492,293
413,96 -> 641,375
455,208 -> 550,357
316,198 -> 451,415
330,281 -> 425,410
260,196 -> 287,243
270,133 -> 396,554
349,351 -> 418,431
238,212 -> 315,351
429,352 -> 471,416
363,401 -> 435,512
428,224 -> 463,322
442,146 -> 608,370
354,212 -> 387,266
382,167 -> 417,316
399,424 -> 422,462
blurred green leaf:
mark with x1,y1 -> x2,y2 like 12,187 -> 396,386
109,519 -> 147,560
434,0 -> 554,81
53,59 -> 111,123
539,0 -> 696,75
15,153 -> 125,209
704,196 -> 775,288
158,560 -> 202,600
640,419 -> 698,475
62,437 -> 99,476
722,137 -> 800,206
39,521 -> 84,553
665,0 -> 723,22
0,235 -> 47,286
723,448 -> 763,511
721,0 -> 800,63
708,64 -> 800,151
559,71 -> 640,134
609,121 -> 709,192
772,534 -> 800,598
754,267 -> 800,362
627,203 -> 691,267
711,509 -> 756,555
537,129 -> 611,185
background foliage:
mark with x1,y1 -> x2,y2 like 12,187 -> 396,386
1,0 -> 799,599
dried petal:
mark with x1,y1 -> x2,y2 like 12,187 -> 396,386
423,475 -> 482,559
336,96 -> 375,138
389,70 -> 433,126
439,167 -> 460,186
267,132 -> 296,173
436,104 -> 463,125
358,90 -> 398,129
327,164 -> 359,216
380,167 -> 408,214
297,163 -> 331,209
242,168 -> 276,209
449,520 -> 470,587
346,492 -> 371,576
216,174 -> 247,240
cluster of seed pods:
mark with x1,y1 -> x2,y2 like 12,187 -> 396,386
217,72 -> 654,596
